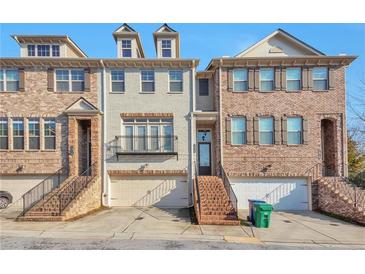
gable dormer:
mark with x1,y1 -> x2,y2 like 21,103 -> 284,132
153,24 -> 180,58
112,23 -> 145,59
236,28 -> 325,57
12,35 -> 87,58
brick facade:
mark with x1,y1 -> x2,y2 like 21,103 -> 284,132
215,66 -> 347,178
0,66 -> 100,175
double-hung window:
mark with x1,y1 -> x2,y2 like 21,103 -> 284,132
28,118 -> 40,150
313,67 -> 328,91
121,40 -> 132,57
55,69 -> 85,92
231,117 -> 246,145
52,45 -> 60,57
286,67 -> 301,91
37,45 -> 50,56
161,40 -> 172,58
0,118 -> 8,150
287,117 -> 303,145
44,118 -> 56,150
111,70 -> 125,92
27,45 -> 36,56
260,68 -> 274,92
169,70 -> 183,92
13,118 -> 24,150
259,117 -> 274,144
141,70 -> 155,93
0,70 -> 19,92
199,79 -> 209,96
233,69 -> 248,92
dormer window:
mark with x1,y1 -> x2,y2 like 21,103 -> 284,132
122,40 -> 132,57
161,40 -> 172,58
52,45 -> 60,57
37,45 -> 50,56
27,45 -> 36,56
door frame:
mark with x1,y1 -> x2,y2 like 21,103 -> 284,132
197,129 -> 213,175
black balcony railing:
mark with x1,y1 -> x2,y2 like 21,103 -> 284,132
114,135 -> 178,158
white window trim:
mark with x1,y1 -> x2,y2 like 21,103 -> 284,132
55,69 -> 85,92
121,40 -> 132,58
259,117 -> 274,145
110,70 -> 125,93
122,118 -> 174,151
27,44 -> 61,57
44,118 -> 56,150
286,67 -> 302,92
12,118 -> 24,150
0,69 -> 19,92
233,69 -> 248,92
259,68 -> 275,92
161,39 -> 172,58
313,67 -> 329,91
287,117 -> 303,145
28,118 -> 40,150
140,70 -> 155,93
231,117 -> 247,145
168,70 -> 183,93
0,118 -> 8,150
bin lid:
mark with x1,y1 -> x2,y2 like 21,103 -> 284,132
248,199 -> 266,203
253,203 -> 273,211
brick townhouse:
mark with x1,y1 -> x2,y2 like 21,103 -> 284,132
0,25 -> 360,224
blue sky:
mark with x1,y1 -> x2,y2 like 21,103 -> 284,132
0,23 -> 364,123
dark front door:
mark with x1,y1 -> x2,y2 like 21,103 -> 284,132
198,143 -> 211,175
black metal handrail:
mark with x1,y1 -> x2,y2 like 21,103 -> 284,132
218,161 -> 238,213
193,161 -> 201,222
21,167 -> 68,216
114,135 -> 178,155
58,162 -> 98,214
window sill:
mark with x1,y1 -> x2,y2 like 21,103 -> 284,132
232,91 -> 249,93
285,90 -> 302,93
139,92 -> 155,94
54,91 -> 85,94
167,92 -> 183,94
312,90 -> 329,92
41,149 -> 57,152
109,92 -> 125,94
258,90 -> 275,93
0,91 -> 20,94
230,144 -> 248,147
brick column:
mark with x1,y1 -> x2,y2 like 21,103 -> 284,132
90,115 -> 100,176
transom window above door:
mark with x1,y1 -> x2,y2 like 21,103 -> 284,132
197,130 -> 211,142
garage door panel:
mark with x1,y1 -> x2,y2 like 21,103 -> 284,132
230,177 -> 308,211
110,176 -> 188,208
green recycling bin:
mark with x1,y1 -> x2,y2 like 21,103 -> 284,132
253,203 -> 273,228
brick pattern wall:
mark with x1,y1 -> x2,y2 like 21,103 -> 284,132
0,68 -> 99,175
217,66 -> 347,177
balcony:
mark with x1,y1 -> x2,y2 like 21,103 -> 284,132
113,135 -> 178,159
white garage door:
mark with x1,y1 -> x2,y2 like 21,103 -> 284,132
230,177 -> 309,210
110,176 -> 189,208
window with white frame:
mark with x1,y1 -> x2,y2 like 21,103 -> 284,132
286,67 -> 301,91
0,118 -> 8,150
231,117 -> 246,145
111,70 -> 125,92
313,67 -> 328,91
260,68 -> 274,92
233,69 -> 248,92
259,117 -> 274,144
141,70 -> 155,92
287,117 -> 303,145
44,118 -> 56,150
37,45 -> 50,56
161,40 -> 172,58
27,45 -> 36,56
13,118 -> 24,150
122,118 -> 174,152
55,69 -> 85,92
169,70 -> 183,92
52,45 -> 60,57
0,70 -> 19,92
121,40 -> 132,57
28,118 -> 40,150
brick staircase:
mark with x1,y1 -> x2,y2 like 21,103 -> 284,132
195,176 -> 239,225
17,162 -> 101,222
316,176 -> 365,225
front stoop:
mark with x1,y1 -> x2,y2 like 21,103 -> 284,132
196,176 -> 240,225
17,176 -> 102,222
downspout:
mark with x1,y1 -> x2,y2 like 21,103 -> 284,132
100,59 -> 109,206
189,60 -> 196,207
219,59 -> 224,167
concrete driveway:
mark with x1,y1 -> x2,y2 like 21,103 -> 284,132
1,207 -> 364,249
